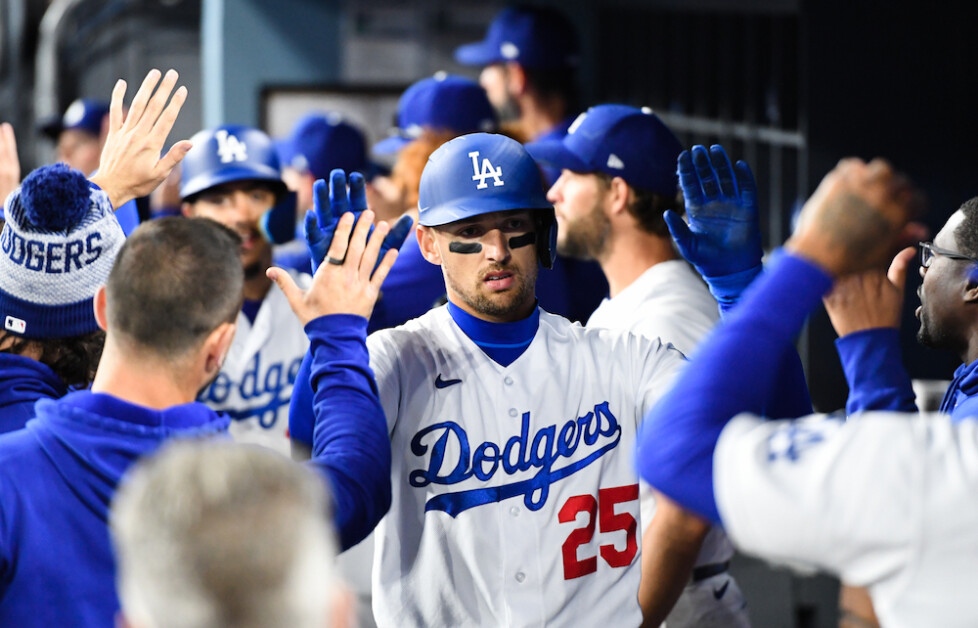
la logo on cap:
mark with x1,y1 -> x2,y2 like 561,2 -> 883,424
468,151 -> 504,189
4,315 -> 26,334
215,130 -> 248,164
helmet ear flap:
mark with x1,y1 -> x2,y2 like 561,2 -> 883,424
258,191 -> 298,244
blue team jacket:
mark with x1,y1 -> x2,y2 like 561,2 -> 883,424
0,353 -> 67,434
0,315 -> 391,627
940,358 -> 978,421
0,392 -> 230,626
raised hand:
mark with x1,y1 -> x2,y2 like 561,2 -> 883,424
0,122 -> 21,208
787,158 -> 925,277
269,209 -> 399,324
89,69 -> 192,209
306,168 -> 413,273
823,246 -> 916,336
665,144 -> 762,279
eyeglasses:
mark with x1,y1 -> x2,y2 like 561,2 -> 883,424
919,241 -> 978,268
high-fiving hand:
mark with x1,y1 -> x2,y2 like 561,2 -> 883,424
305,169 -> 413,274
0,122 -> 21,208
271,209 -> 401,325
787,158 -> 925,277
665,144 -> 763,279
90,69 -> 192,209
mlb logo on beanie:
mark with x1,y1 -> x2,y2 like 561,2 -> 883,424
0,163 -> 125,339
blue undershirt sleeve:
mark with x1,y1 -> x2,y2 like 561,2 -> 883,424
302,315 -> 391,550
836,328 -> 917,415
636,252 -> 833,524
289,350 -> 315,448
706,262 -> 814,419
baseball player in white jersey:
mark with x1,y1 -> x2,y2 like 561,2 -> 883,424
528,105 -> 745,627
295,132 -> 687,626
181,125 -> 309,456
636,153 -> 978,628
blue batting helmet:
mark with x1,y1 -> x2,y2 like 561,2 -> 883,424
180,125 -> 296,244
418,133 -> 556,268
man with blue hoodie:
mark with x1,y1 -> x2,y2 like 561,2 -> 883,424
0,69 -> 190,432
0,206 -> 397,625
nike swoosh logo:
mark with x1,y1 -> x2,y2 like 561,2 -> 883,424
713,580 -> 729,600
435,374 -> 462,389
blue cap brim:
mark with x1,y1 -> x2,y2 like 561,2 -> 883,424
454,41 -> 500,66
524,140 -> 590,174
372,135 -> 411,155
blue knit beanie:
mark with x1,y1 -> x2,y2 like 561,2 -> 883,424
0,164 -> 125,339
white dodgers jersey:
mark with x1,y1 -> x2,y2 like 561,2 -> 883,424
199,271 -> 311,456
715,412 -> 978,628
367,307 -> 685,627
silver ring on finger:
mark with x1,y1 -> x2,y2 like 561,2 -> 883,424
324,255 -> 345,266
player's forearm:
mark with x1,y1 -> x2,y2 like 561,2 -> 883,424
303,314 -> 392,551
836,328 -> 917,415
710,263 -> 813,418
637,252 -> 832,523
638,496 -> 709,628
763,343 -> 814,419
289,350 -> 316,449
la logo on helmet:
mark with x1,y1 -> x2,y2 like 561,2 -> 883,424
215,130 -> 248,164
468,151 -> 504,190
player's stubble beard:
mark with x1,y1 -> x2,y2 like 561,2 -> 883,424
557,200 -> 611,261
916,301 -> 953,351
445,259 -> 538,320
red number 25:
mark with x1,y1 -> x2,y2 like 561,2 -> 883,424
558,484 -> 639,580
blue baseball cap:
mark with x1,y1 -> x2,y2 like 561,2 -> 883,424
454,6 -> 579,70
373,73 -> 497,155
276,112 -> 368,180
419,133 -> 551,226
525,104 -> 683,195
419,133 -> 556,268
39,99 -> 110,140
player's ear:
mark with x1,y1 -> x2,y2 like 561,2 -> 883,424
202,321 -> 237,378
964,274 -> 978,304
93,285 -> 109,331
606,177 -> 631,218
417,225 -> 443,265
505,62 -> 527,96
181,201 -> 195,218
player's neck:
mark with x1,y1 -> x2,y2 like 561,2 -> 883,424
600,231 -> 678,299
963,335 -> 978,365
519,95 -> 566,141
91,336 -> 200,409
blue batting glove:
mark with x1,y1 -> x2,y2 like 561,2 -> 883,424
306,169 -> 368,273
305,169 -> 414,274
666,145 -> 764,309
